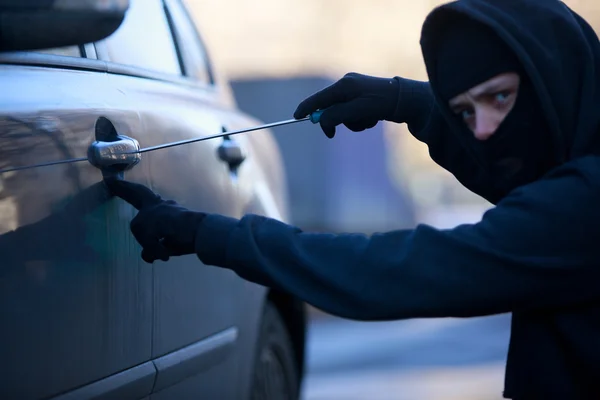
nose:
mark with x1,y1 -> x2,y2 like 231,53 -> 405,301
473,109 -> 500,141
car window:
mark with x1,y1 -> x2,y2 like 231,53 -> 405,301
164,0 -> 214,85
33,46 -> 82,57
96,0 -> 181,75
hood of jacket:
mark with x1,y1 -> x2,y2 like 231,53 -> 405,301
420,0 -> 600,195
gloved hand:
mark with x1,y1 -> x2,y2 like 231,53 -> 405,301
106,179 -> 206,264
293,72 -> 402,138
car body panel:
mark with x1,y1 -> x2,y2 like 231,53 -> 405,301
105,70 -> 245,357
0,64 -> 153,400
0,0 -> 302,398
103,63 -> 279,399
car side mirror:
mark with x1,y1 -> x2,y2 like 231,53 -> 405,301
0,0 -> 129,52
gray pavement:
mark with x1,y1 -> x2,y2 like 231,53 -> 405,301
301,314 -> 511,400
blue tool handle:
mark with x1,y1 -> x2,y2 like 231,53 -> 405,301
310,110 -> 325,124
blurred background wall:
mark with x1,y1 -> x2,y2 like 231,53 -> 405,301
185,0 -> 599,80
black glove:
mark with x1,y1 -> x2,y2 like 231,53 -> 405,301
106,179 -> 206,264
293,72 -> 402,138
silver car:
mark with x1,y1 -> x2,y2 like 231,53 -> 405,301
0,1 -> 306,399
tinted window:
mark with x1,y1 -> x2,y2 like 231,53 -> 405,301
164,0 -> 214,85
97,0 -> 181,75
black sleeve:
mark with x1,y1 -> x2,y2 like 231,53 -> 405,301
195,160 -> 600,321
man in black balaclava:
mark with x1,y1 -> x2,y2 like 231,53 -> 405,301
103,0 -> 600,399
431,13 -> 557,196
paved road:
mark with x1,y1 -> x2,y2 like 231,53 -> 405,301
300,314 -> 511,400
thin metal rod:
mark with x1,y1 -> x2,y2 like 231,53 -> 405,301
0,157 -> 88,174
0,117 -> 310,175
134,117 -> 309,154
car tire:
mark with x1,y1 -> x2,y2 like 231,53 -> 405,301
250,301 -> 300,400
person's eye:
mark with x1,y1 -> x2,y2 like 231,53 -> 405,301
460,108 -> 474,120
494,91 -> 511,104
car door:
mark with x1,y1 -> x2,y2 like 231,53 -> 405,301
0,46 -> 154,399
93,0 -> 247,397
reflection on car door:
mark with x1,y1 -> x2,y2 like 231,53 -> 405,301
0,49 -> 154,399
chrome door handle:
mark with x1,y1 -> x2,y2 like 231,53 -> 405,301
88,134 -> 141,179
217,138 -> 246,170
217,127 -> 246,173
88,134 -> 141,168
87,116 -> 141,179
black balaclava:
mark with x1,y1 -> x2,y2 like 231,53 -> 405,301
433,15 -> 557,194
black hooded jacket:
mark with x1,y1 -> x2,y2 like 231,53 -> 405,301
193,1 -> 600,398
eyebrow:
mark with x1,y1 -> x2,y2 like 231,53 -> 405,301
449,97 -> 469,110
470,81 -> 510,98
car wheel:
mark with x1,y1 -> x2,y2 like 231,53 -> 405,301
250,301 -> 300,400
